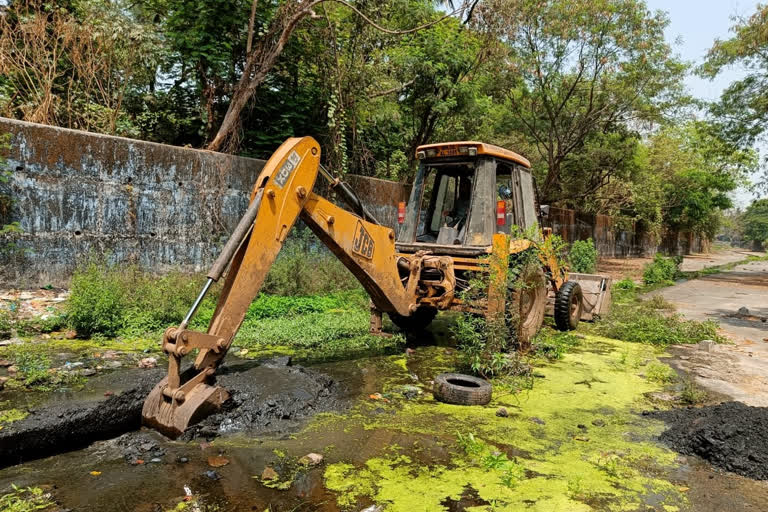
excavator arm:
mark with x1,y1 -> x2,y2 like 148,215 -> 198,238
142,137 -> 414,437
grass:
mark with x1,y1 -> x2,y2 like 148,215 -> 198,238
0,486 -> 56,512
587,281 -> 725,347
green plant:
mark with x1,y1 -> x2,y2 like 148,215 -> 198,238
645,362 -> 677,383
67,260 -> 127,337
568,239 -> 598,273
680,375 -> 708,404
642,254 -> 682,286
614,278 -> 637,291
456,432 -> 484,457
590,286 -> 726,346
0,408 -> 28,424
11,344 -> 52,386
530,328 -> 582,360
0,485 -> 55,512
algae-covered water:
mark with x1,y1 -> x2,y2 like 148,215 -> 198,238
0,334 -> 701,511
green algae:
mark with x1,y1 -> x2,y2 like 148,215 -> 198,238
319,336 -> 685,511
0,408 -> 28,425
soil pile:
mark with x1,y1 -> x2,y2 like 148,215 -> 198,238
181,358 -> 342,440
653,401 -> 768,480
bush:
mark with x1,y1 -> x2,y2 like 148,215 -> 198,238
642,254 -> 682,286
591,293 -> 725,346
568,239 -> 598,273
67,261 -> 126,337
261,228 -> 357,296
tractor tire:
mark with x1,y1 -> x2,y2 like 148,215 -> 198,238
508,268 -> 547,352
554,281 -> 583,331
389,307 -> 437,333
433,373 -> 492,406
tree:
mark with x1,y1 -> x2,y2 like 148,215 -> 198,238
743,198 -> 768,245
206,0 -> 470,152
478,0 -> 687,203
646,121 -> 756,239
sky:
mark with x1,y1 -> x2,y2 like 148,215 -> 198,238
645,0 -> 762,207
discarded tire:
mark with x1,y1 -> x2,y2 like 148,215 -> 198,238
433,373 -> 492,406
554,280 -> 583,331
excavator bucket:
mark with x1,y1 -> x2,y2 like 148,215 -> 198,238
569,273 -> 612,320
142,376 -> 230,438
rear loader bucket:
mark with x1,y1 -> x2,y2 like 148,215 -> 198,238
567,273 -> 612,321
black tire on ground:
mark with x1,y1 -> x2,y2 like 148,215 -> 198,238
433,373 -> 492,405
508,268 -> 547,351
554,280 -> 583,331
389,307 -> 437,332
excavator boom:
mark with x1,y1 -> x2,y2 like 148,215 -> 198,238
142,137 -> 412,437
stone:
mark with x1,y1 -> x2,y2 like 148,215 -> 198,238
79,368 -> 97,377
738,306 -> 751,316
496,407 -> 509,418
401,385 -> 421,400
7,365 -> 18,375
138,357 -> 157,369
591,419 -> 606,427
261,467 -> 279,480
0,377 -> 7,390
298,453 -> 323,466
204,470 -> 220,480
0,359 -> 11,367
530,417 -> 546,425
698,340 -> 716,353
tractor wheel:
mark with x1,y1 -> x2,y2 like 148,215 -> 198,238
508,268 -> 547,351
389,307 -> 437,333
554,281 -> 583,331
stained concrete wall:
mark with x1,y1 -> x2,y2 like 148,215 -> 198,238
0,118 -> 266,286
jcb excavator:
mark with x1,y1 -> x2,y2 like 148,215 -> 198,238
142,137 -> 611,437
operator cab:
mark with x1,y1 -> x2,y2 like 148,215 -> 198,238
396,141 -> 537,256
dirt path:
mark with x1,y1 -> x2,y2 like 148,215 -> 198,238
647,255 -> 768,407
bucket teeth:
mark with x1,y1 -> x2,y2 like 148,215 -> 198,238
142,377 -> 230,438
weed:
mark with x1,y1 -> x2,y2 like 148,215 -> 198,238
0,408 -> 28,424
590,286 -> 725,346
11,344 -> 51,386
0,308 -> 11,338
456,432 -> 484,457
482,451 -> 509,470
642,254 -> 682,286
261,228 -> 357,296
680,375 -> 708,404
0,485 -> 56,512
569,238 -> 598,273
530,328 -> 582,360
646,362 -> 677,383
499,461 -> 526,489
614,278 -> 637,291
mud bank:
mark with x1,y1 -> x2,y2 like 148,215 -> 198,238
0,358 -> 344,467
0,369 -> 164,467
653,401 -> 768,480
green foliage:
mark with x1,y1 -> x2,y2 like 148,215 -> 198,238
614,278 -> 637,291
743,198 -> 768,245
67,261 -> 131,337
11,344 -> 52,387
530,328 -> 582,361
0,408 -> 29,424
568,239 -> 597,273
0,485 -> 55,512
645,362 -> 677,384
680,375 -> 708,405
642,254 -> 681,286
453,314 -> 530,378
261,229 -> 357,296
590,286 -> 725,346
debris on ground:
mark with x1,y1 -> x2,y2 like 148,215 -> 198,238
298,452 -> 323,466
207,455 -> 229,468
138,357 -> 157,368
653,401 -> 768,480
261,467 -> 279,480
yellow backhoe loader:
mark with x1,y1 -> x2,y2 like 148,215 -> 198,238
142,137 -> 611,437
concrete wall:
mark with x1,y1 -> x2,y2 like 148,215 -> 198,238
0,118 -> 266,286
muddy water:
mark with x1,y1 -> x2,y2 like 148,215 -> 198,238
3,331 -> 768,511
0,354 -> 443,511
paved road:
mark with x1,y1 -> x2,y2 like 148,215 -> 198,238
651,252 -> 768,406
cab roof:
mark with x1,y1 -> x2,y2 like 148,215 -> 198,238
416,141 -> 531,168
